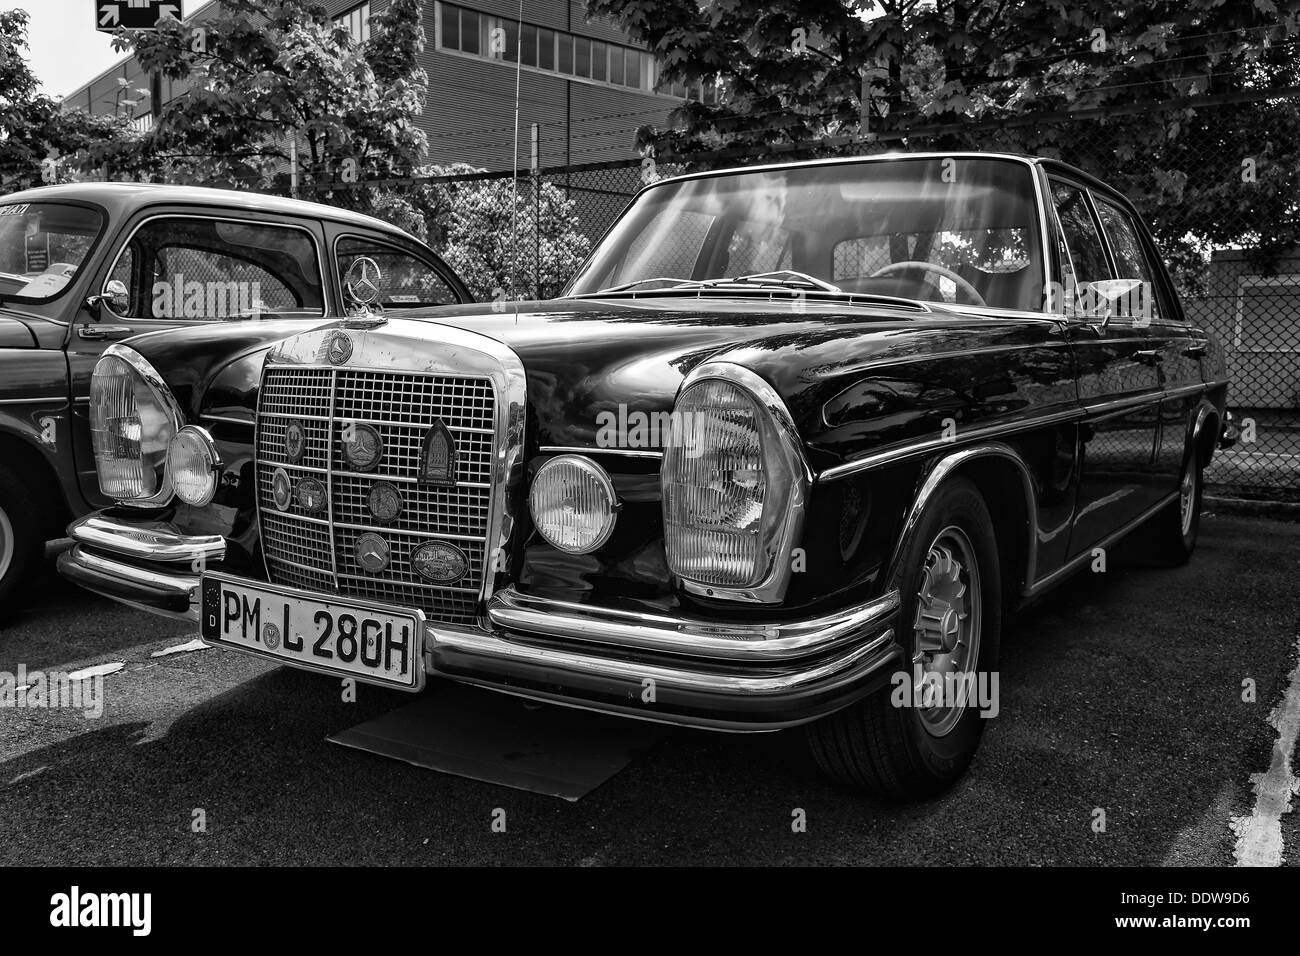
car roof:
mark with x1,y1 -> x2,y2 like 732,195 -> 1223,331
0,181 -> 417,241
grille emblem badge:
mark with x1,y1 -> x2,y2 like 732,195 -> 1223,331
262,623 -> 281,650
411,541 -> 468,584
325,331 -> 353,365
271,467 -> 293,511
283,420 -> 306,462
343,423 -> 383,472
295,477 -> 326,513
367,481 -> 404,523
354,533 -> 391,573
419,420 -> 457,486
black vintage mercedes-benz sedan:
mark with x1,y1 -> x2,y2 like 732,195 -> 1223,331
59,153 -> 1231,799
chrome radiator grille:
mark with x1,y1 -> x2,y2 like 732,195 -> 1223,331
255,366 -> 497,625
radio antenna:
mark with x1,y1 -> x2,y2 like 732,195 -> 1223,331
510,0 -> 524,324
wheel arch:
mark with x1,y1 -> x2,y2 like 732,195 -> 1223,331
0,429 -> 73,539
1190,400 -> 1220,469
886,443 -> 1037,606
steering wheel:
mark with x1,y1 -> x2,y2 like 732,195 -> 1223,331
869,260 -> 987,307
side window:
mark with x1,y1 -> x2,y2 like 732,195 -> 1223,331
1093,199 -> 1163,320
1051,181 -> 1111,288
105,217 -> 324,320
336,237 -> 459,308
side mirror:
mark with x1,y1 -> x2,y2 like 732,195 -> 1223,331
85,279 -> 129,319
1082,278 -> 1151,329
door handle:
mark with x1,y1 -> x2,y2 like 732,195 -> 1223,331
1133,348 -> 1163,366
1183,343 -> 1207,358
78,325 -> 134,341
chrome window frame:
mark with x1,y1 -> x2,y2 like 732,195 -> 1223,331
98,213 -> 330,323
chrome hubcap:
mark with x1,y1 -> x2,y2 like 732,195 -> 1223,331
1179,462 -> 1197,537
0,504 -> 13,583
912,526 -> 982,738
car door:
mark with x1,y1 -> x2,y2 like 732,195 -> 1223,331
67,211 -> 330,505
1049,178 -> 1164,558
1091,195 -> 1206,494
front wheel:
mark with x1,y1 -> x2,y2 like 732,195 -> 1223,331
0,464 -> 43,621
806,477 -> 1002,800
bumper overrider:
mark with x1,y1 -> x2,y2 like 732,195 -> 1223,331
59,514 -> 902,731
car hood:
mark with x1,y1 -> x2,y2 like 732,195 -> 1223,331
121,296 -> 1064,472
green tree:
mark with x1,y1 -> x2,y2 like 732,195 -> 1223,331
111,0 -> 428,195
0,10 -> 134,192
588,0 -> 1300,277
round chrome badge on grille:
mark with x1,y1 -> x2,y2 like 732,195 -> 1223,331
325,330 -> 353,365
295,477 -> 326,513
283,420 -> 306,463
271,467 -> 293,512
411,541 -> 468,584
342,423 -> 383,472
354,532 -> 391,573
367,481 -> 403,523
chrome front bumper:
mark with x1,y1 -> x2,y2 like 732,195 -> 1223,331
59,514 -> 902,730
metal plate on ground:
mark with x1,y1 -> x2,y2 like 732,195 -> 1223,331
327,682 -> 668,801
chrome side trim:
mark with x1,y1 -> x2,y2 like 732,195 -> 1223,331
884,442 -> 1039,592
1163,381 -> 1210,402
539,445 -> 664,460
1082,390 -> 1161,420
487,587 -> 900,661
667,361 -> 813,605
818,406 -> 1082,482
199,413 -> 254,427
68,513 -> 225,564
1025,491 -> 1177,597
99,343 -> 186,509
264,318 -> 528,605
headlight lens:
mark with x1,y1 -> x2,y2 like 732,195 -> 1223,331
90,354 -> 178,501
529,455 -> 619,554
662,376 -> 800,589
167,426 -> 221,506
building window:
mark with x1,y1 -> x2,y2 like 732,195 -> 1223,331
436,2 -> 719,103
336,2 -> 371,43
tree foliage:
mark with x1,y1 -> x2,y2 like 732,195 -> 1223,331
111,0 -> 428,194
0,10 -> 135,193
588,0 -> 1300,272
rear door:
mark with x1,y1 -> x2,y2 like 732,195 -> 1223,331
1091,195 -> 1206,494
1049,178 -> 1164,557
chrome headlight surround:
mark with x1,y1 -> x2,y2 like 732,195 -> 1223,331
167,425 -> 223,507
662,362 -> 812,604
89,344 -> 185,507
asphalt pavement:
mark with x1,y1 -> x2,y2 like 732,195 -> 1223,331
1,512 -> 1297,866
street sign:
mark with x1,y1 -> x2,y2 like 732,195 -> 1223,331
95,0 -> 182,32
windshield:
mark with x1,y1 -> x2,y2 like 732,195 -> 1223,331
0,202 -> 104,302
569,156 -> 1044,312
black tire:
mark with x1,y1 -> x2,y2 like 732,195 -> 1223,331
0,463 -> 44,622
806,477 -> 1002,800
1146,451 -> 1203,566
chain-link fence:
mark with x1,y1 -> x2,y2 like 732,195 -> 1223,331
311,95 -> 1299,500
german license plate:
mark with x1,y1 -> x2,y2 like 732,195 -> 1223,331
200,572 -> 425,691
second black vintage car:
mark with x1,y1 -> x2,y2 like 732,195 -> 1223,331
0,182 -> 470,617
60,153 -> 1229,799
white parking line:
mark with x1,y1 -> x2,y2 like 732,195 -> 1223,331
1231,633 -> 1300,866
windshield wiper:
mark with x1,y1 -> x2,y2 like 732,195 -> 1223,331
705,270 -> 843,294
595,276 -> 705,294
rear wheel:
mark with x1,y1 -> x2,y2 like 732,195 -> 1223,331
806,477 -> 1002,800
0,464 -> 43,621
1146,452 -> 1202,566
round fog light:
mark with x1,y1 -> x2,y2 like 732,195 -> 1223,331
167,425 -> 222,506
529,455 -> 619,554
